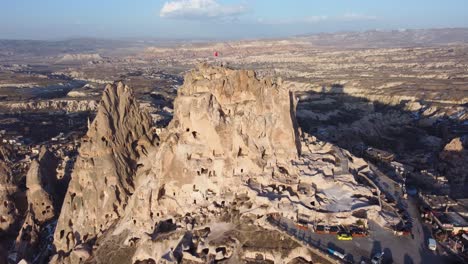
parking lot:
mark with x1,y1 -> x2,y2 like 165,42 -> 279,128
270,198 -> 456,263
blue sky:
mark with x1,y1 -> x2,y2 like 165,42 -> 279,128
1,0 -> 467,40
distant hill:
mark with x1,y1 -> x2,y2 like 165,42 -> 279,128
296,28 -> 468,48
0,38 -> 152,59
1,28 -> 468,60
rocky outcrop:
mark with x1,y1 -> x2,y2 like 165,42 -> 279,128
25,147 -> 58,223
67,84 -> 101,98
439,137 -> 468,186
4,147 -> 60,263
123,64 -> 300,222
290,81 -> 468,121
56,53 -> 103,63
441,137 -> 465,154
0,160 -> 17,232
53,81 -> 154,252
0,100 -> 98,113
166,63 -> 301,179
12,208 -> 40,262
82,65 -> 299,262
52,65 -> 390,263
85,65 -> 381,263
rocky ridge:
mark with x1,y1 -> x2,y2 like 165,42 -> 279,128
439,137 -> 468,186
1,146 -> 61,263
53,81 -> 154,253
289,81 -> 468,122
0,160 -> 17,233
0,100 -> 98,113
49,65 -> 393,263
56,54 -> 103,63
25,147 -> 59,224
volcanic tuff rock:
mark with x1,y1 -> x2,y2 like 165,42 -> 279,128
71,65 -> 381,263
439,137 -> 468,185
25,147 -> 59,223
56,53 -> 103,63
167,63 -> 301,178
12,208 -> 40,262
52,65 -> 389,263
0,100 -> 98,113
92,64 -> 302,261
54,81 -> 154,252
127,64 -> 299,216
6,147 -> 61,263
0,160 -> 17,232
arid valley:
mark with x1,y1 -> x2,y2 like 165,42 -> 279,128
0,28 -> 467,264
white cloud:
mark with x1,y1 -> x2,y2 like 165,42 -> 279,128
160,0 -> 247,20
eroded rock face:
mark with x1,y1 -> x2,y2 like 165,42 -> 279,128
176,64 -> 301,162
0,160 -> 17,232
26,147 -> 58,223
441,137 -> 464,153
98,65 -> 381,263
53,65 -> 386,263
159,64 -> 301,185
0,100 -> 98,113
57,53 -> 103,63
53,81 -> 153,252
439,137 -> 468,186
12,209 -> 40,262
119,64 -> 301,232
5,147 -> 61,263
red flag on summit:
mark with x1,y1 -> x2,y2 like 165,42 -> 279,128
214,51 -> 219,57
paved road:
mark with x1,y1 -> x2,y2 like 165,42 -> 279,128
272,197 -> 455,264
269,148 -> 458,263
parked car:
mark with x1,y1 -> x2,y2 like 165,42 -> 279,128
428,238 -> 437,251
350,226 -> 369,237
337,232 -> 353,241
329,226 -> 340,234
327,248 -> 346,259
315,225 -> 326,234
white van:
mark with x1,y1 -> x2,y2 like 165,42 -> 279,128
428,238 -> 437,251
